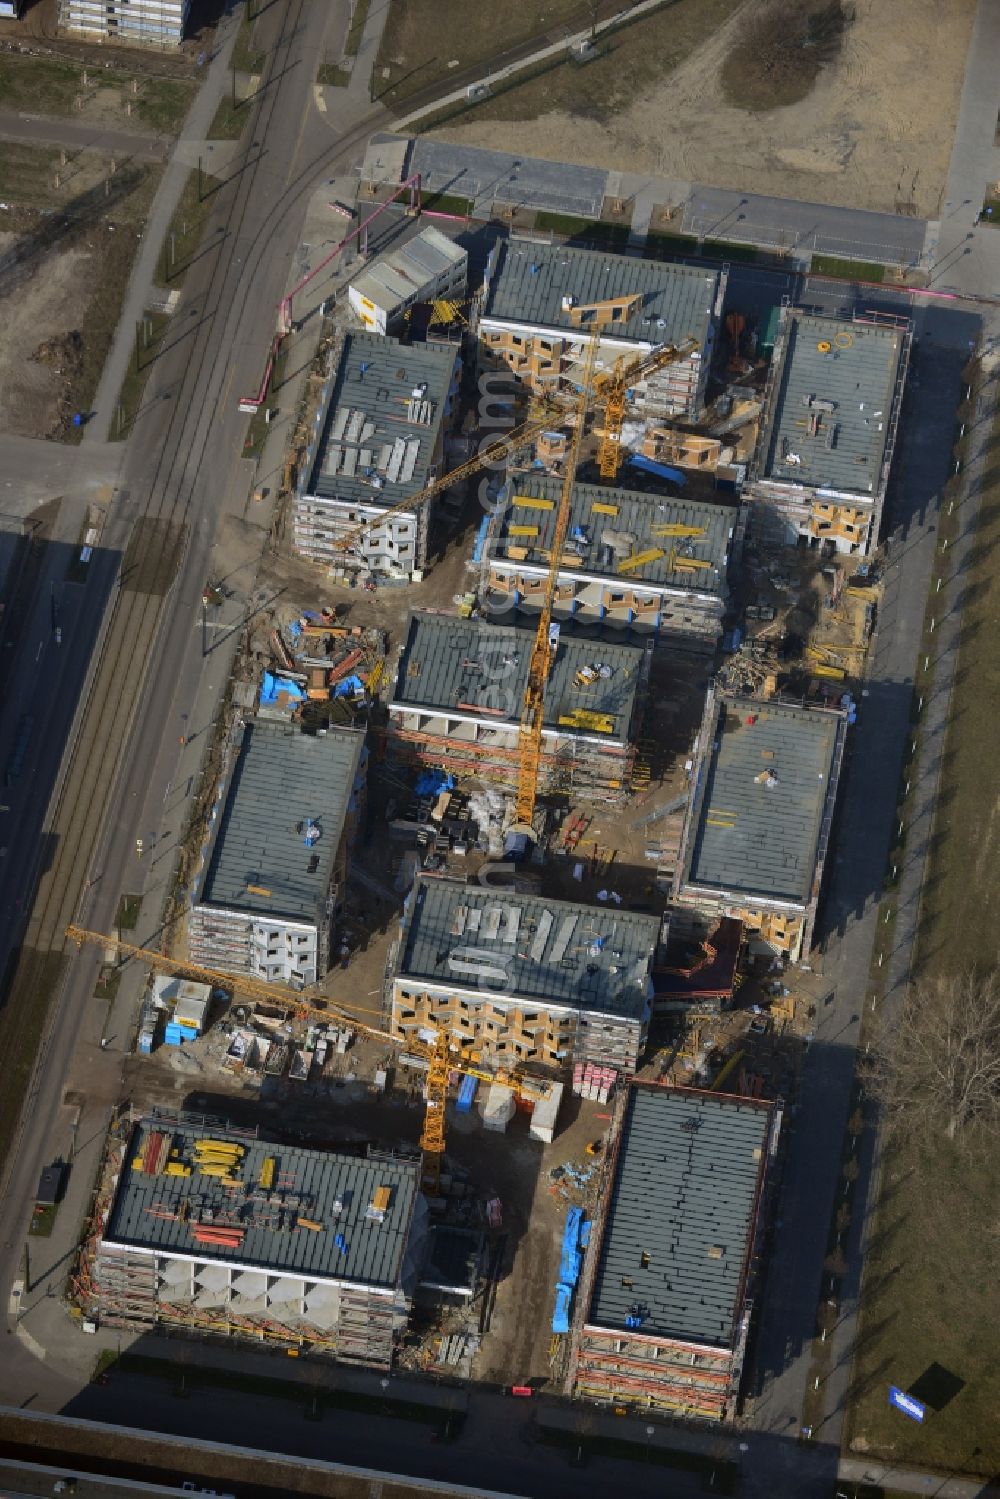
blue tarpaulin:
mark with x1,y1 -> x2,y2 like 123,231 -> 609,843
471,514 -> 491,564
559,1207 -> 583,1287
552,1208 -> 587,1333
552,1284 -> 573,1335
261,672 -> 306,704
415,769 -> 454,797
627,454 -> 687,487
333,674 -> 364,698
288,619 -> 302,640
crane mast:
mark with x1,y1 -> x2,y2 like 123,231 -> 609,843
594,336 -> 700,480
512,335 -> 601,833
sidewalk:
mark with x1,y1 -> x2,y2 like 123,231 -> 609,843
315,0 -> 389,136
922,0 -> 1000,296
83,10 -> 243,445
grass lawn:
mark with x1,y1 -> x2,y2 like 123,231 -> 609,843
131,75 -> 197,134
811,252 -> 886,282
0,143 -> 72,208
111,311 -> 171,441
345,0 -> 371,57
154,169 -> 220,290
29,1202 -> 58,1237
232,11 -> 266,74
847,406 -> 1000,1473
980,193 -> 1000,229
115,893 -> 143,931
421,191 -> 472,217
242,344 -> 288,459
534,210 -> 630,249
317,63 -> 351,87
644,230 -> 700,259
407,0 -> 742,124
206,93 -> 251,140
376,0 -> 586,107
93,967 -> 122,1005
0,54 -> 193,133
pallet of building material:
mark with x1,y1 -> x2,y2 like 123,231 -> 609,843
329,648 -> 366,683
560,813 -> 591,852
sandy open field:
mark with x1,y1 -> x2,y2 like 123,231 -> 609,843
431,0 -> 976,218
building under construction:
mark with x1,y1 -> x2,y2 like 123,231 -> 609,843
748,308 -> 910,555
387,875 -> 662,1073
385,611 -> 650,802
188,720 -> 367,984
480,475 -> 738,652
292,332 -> 461,579
59,0 -> 189,44
85,1115 -> 427,1369
565,1082 -> 780,1420
672,689 -> 847,962
478,240 -> 722,422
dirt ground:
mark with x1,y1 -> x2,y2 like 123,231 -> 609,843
431,0 -> 976,218
0,229 -> 93,437
0,156 -> 158,438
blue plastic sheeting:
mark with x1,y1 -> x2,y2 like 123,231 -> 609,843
552,1284 -> 573,1335
261,672 -> 306,705
456,1074 -> 478,1113
559,1207 -> 584,1288
333,673 -> 364,698
626,454 -> 687,487
471,514 -> 491,564
288,619 -> 302,640
415,769 -> 454,797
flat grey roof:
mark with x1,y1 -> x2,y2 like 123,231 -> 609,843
197,720 -> 364,923
401,136 -> 608,219
104,1120 -> 418,1289
588,1085 -> 771,1347
351,224 -> 466,312
491,476 -> 734,596
482,239 -> 719,346
397,875 -> 659,1018
391,612 -> 644,744
306,331 -> 456,509
761,312 -> 904,498
685,696 -> 840,905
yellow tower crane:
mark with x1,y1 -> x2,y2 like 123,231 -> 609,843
65,924 -> 525,1193
512,335 -> 601,834
593,337 -> 700,481
330,411 -> 566,559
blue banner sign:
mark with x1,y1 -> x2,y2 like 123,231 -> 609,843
888,1386 -> 926,1423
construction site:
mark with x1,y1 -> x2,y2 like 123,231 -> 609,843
67,194 -> 910,1415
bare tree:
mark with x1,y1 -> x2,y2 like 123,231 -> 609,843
865,971 -> 1000,1143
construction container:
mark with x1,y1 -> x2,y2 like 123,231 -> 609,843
481,1083 -> 515,1133
529,1081 -> 564,1144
